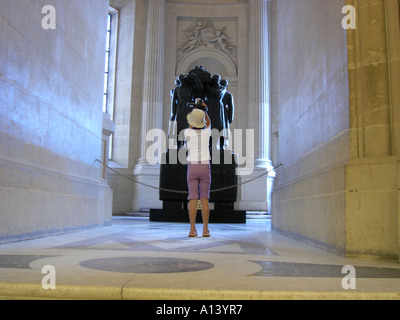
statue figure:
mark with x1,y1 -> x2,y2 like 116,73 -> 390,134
210,30 -> 233,55
205,74 -> 226,149
180,30 -> 201,54
220,79 -> 234,149
169,72 -> 203,148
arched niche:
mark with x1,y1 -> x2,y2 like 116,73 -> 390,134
176,49 -> 237,77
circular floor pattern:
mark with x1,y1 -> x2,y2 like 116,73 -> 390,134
79,257 -> 214,274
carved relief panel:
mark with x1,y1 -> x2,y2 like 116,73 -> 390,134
176,18 -> 238,74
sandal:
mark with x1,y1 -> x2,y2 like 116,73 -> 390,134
188,231 -> 198,238
203,231 -> 211,237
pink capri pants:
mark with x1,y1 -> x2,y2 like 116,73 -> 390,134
187,162 -> 211,200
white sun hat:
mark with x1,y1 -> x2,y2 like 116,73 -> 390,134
187,109 -> 206,128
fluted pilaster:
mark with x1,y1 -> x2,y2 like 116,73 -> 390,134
140,0 -> 166,163
248,0 -> 271,168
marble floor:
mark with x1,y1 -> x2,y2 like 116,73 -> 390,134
0,216 -> 400,300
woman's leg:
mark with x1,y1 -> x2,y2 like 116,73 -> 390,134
187,163 -> 199,237
188,199 -> 198,236
197,163 -> 211,237
200,198 -> 210,237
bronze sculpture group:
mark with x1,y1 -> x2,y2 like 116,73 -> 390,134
169,66 -> 234,150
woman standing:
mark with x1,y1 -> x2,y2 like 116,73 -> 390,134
184,100 -> 211,237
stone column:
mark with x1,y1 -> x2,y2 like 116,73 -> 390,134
248,0 -> 271,167
139,0 -> 165,164
240,0 -> 275,212
133,0 -> 165,211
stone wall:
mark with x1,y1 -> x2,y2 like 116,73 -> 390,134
271,0 -> 350,254
272,0 -> 400,260
345,0 -> 400,259
0,0 -> 112,243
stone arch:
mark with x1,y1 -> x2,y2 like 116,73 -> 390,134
176,49 -> 237,77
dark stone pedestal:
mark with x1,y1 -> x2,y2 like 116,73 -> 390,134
149,208 -> 246,223
149,149 -> 246,223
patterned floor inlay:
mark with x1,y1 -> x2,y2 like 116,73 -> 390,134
0,255 -> 56,269
79,257 -> 214,274
251,261 -> 400,278
51,231 -> 278,256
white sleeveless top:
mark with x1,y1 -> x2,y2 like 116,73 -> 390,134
184,128 -> 211,163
